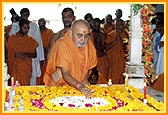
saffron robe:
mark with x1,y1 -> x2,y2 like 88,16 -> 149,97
36,28 -> 54,85
41,28 -> 54,48
91,31 -> 108,84
9,21 -> 45,85
103,23 -> 115,34
43,32 -> 98,86
4,24 -> 12,39
6,32 -> 38,86
105,29 -> 129,84
47,29 -> 69,60
151,73 -> 164,92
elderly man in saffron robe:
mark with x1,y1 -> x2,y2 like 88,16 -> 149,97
43,20 -> 98,98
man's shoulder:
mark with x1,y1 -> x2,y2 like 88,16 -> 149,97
46,28 -> 54,33
10,32 -> 19,38
30,21 -> 37,25
8,34 -> 16,40
56,32 -> 72,47
52,32 -> 59,37
50,33 -> 60,44
51,29 -> 63,37
27,35 -> 36,40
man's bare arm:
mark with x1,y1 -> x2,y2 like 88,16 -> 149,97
47,33 -> 59,61
81,71 -> 91,86
60,67 -> 92,98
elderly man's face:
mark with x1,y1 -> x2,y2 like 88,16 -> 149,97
72,25 -> 90,48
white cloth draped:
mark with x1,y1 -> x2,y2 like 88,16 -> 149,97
152,31 -> 161,70
156,35 -> 164,75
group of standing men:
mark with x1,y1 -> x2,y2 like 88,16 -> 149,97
5,7 -> 130,97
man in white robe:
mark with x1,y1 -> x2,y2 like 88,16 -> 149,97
156,35 -> 164,75
152,31 -> 161,70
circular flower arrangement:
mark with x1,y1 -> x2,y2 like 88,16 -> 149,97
11,85 -> 164,111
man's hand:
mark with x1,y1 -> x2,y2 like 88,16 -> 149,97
61,67 -> 92,98
77,83 -> 92,98
15,52 -> 26,59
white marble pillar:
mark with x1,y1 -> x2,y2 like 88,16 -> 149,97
129,5 -> 142,64
124,5 -> 146,89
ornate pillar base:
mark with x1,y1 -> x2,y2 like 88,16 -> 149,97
124,62 -> 146,89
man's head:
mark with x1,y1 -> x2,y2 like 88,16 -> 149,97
92,18 -> 101,32
88,68 -> 98,85
154,4 -> 164,18
20,8 -> 30,20
84,13 -> 93,28
156,12 -> 164,24
105,14 -> 113,24
62,7 -> 76,28
71,19 -> 90,48
115,9 -> 122,19
38,18 -> 46,31
156,20 -> 164,35
115,19 -> 125,33
19,19 -> 30,35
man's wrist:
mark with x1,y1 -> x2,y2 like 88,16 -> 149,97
76,83 -> 85,90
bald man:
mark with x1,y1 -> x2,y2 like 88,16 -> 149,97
43,19 -> 98,98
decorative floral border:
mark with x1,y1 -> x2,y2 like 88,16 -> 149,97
141,4 -> 156,82
11,85 -> 164,111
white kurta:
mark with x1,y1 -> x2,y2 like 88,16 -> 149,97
156,35 -> 164,75
152,31 -> 161,70
9,21 -> 45,85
